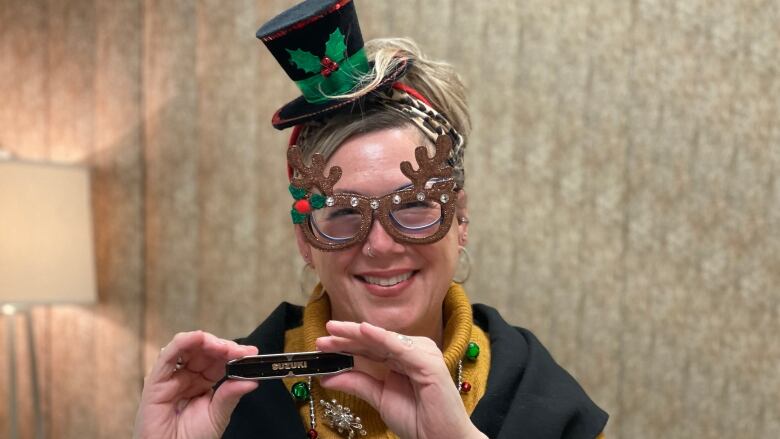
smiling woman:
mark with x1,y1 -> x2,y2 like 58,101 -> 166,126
297,126 -> 464,338
132,1 -> 608,438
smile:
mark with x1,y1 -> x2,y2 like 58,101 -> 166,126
360,271 -> 415,287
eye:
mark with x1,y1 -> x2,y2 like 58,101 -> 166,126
396,200 -> 435,210
326,207 -> 361,219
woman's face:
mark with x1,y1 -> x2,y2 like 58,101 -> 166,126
295,126 -> 468,336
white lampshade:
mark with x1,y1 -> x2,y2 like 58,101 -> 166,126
0,160 -> 96,305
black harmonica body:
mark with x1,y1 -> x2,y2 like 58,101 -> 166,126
225,351 -> 353,380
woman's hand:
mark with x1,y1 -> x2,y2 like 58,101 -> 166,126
316,321 -> 487,439
133,331 -> 259,439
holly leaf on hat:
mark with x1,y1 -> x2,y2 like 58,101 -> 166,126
286,48 -> 321,74
324,28 -> 347,62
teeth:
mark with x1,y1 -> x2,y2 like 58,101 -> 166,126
363,272 -> 413,287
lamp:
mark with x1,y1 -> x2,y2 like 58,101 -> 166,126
0,159 -> 97,439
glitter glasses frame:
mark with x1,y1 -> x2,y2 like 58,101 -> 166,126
288,134 -> 459,252
302,179 -> 458,251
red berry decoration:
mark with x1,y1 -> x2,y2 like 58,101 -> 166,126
307,428 -> 319,438
319,56 -> 340,77
294,199 -> 312,214
460,381 -> 472,393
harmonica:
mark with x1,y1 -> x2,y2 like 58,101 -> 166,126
225,351 -> 353,380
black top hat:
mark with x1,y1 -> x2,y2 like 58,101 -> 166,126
256,0 -> 408,130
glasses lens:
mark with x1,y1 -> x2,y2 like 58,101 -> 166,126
390,199 -> 443,237
310,205 -> 364,242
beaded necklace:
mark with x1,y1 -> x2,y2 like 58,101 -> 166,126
290,341 -> 481,439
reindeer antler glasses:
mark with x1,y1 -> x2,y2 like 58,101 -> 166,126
287,134 -> 459,251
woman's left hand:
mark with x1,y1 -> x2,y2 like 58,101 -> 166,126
315,321 -> 487,439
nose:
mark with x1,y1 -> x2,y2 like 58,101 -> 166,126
362,215 -> 404,257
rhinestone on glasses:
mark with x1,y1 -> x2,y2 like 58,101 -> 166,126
440,193 -> 450,204
350,197 -> 359,207
392,194 -> 402,205
369,199 -> 380,210
325,196 -> 335,207
416,192 -> 426,201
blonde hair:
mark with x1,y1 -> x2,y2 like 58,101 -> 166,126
295,37 -> 472,187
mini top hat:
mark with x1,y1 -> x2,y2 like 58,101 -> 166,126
256,0 -> 408,130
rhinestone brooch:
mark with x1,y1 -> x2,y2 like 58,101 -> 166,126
320,399 -> 367,438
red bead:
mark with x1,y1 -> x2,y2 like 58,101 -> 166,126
460,381 -> 472,393
307,428 -> 318,439
294,199 -> 312,214
319,56 -> 340,77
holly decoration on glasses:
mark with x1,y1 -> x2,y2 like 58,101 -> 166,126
287,145 -> 342,225
289,184 -> 327,224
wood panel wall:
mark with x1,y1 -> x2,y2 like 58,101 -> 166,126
0,1 -> 777,438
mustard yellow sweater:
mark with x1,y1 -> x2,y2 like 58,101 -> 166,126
282,283 -> 491,439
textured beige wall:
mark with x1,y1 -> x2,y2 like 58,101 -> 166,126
0,1 -> 778,438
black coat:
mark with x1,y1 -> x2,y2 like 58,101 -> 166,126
223,302 -> 608,439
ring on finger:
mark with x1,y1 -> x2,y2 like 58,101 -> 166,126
397,334 -> 414,348
174,356 -> 186,371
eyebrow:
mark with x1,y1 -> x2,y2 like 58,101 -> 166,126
335,182 -> 414,196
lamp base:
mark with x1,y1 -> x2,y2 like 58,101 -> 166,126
4,308 -> 19,439
3,305 -> 44,439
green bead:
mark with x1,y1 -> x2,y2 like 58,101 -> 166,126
291,381 -> 310,401
289,184 -> 307,200
291,208 -> 306,224
310,193 -> 326,209
466,341 -> 480,361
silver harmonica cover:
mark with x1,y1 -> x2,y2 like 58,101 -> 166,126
225,351 -> 353,380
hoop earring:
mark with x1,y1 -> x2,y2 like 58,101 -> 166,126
299,263 -> 320,297
452,247 -> 472,284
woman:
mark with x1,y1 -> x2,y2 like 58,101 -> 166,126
133,1 -> 608,438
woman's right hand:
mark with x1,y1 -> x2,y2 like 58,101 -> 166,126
133,331 -> 259,439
